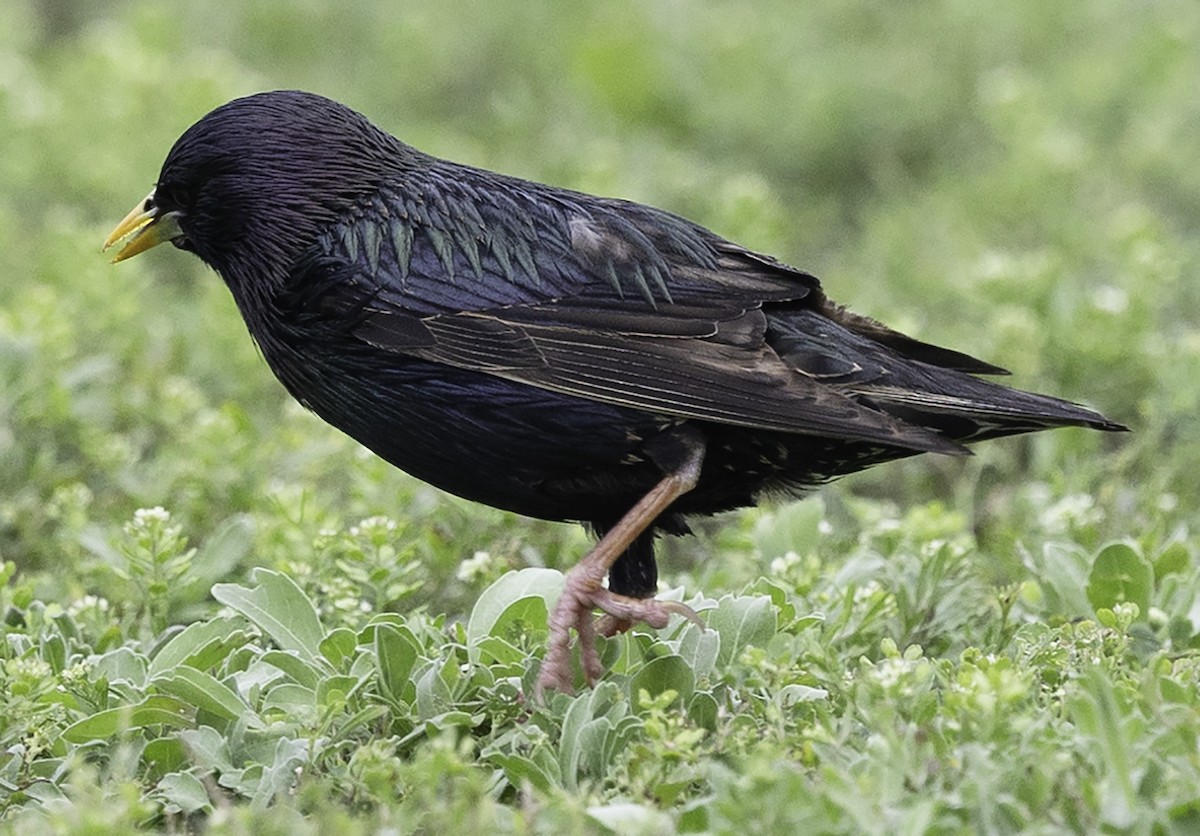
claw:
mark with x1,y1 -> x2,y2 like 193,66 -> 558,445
537,580 -> 704,697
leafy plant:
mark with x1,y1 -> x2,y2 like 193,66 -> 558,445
3,0 -> 1199,830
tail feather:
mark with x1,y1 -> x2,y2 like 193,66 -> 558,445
854,380 -> 1126,444
769,308 -> 1127,446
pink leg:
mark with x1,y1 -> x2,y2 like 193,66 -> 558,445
536,433 -> 706,696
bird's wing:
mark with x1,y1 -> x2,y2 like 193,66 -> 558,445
293,170 -> 963,454
351,303 -> 961,453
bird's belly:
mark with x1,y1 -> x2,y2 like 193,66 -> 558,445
261,343 -> 923,527
274,351 -> 678,522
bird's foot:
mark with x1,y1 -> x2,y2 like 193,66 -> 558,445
594,597 -> 703,638
535,567 -> 703,697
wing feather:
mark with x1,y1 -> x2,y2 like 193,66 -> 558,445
352,306 -> 963,454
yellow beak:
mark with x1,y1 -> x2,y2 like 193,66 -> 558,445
103,190 -> 185,263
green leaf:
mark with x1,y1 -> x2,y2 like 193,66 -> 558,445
474,635 -> 526,665
92,646 -> 148,687
61,695 -> 192,743
629,654 -> 694,707
191,514 -> 254,588
152,666 -> 259,726
225,764 -> 264,798
710,595 -> 777,666
777,684 -> 829,707
421,710 -> 477,735
466,568 -> 563,663
1087,542 -> 1152,617
212,569 -> 324,665
676,623 -> 720,679
148,616 -> 247,677
251,737 -> 308,810
748,577 -> 797,627
317,674 -> 363,709
488,752 -> 556,793
789,613 -> 825,633
178,726 -> 235,774
1068,667 -> 1137,826
22,782 -> 68,805
414,656 -> 455,721
320,627 -> 359,668
330,705 -> 390,741
261,683 -> 317,722
374,623 -> 420,702
157,771 -> 211,814
41,634 -> 66,674
558,683 -> 634,791
260,650 -> 322,690
687,691 -> 719,730
1153,540 -> 1190,580
490,595 -> 550,646
143,736 -> 188,777
1028,542 -> 1094,618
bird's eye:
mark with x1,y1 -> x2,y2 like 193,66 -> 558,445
157,184 -> 193,209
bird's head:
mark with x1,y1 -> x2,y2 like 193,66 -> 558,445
104,90 -> 412,284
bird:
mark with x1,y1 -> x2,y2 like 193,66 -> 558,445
105,90 -> 1125,694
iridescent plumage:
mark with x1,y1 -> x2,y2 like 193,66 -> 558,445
107,91 -> 1124,692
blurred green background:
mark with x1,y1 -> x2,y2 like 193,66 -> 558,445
3,1 -> 1200,830
1,0 -> 1194,600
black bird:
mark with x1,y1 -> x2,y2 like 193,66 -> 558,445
105,91 -> 1124,693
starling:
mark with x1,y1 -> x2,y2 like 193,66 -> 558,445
105,91 -> 1125,693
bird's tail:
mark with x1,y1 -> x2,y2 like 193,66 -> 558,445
769,308 -> 1127,446
847,375 -> 1126,445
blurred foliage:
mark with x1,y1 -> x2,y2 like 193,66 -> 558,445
1,0 -> 1198,831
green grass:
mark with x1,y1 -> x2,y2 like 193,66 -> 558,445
2,1 -> 1198,832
